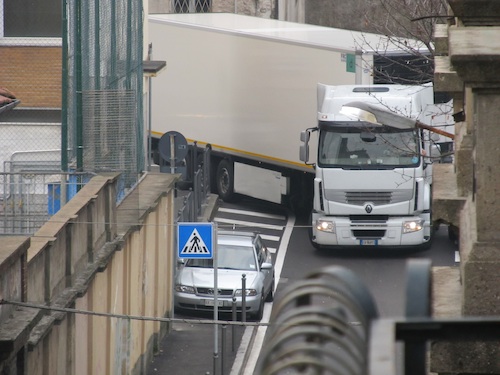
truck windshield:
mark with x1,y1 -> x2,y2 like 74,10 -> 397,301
318,127 -> 420,168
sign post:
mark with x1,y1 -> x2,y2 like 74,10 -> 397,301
213,225 -> 218,375
177,222 -> 218,373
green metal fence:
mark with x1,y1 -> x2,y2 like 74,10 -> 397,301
63,0 -> 144,194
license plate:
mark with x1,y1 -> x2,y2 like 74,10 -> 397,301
360,239 -> 378,246
204,299 -> 223,307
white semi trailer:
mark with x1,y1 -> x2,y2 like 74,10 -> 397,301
148,13 -> 423,209
300,83 -> 442,249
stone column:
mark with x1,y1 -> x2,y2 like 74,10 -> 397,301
431,2 -> 500,373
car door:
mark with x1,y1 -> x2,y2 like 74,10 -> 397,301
255,235 -> 273,293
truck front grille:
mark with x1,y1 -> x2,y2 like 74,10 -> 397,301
346,191 -> 392,205
326,189 -> 413,206
350,215 -> 388,223
352,230 -> 385,239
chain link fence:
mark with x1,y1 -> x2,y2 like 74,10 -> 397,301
0,1 -> 144,235
0,172 -> 94,235
64,0 -> 144,193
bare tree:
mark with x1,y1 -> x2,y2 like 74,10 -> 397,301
361,0 -> 450,85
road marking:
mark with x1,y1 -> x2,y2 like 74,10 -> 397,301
455,250 -> 460,263
260,234 -> 280,253
232,212 -> 295,375
214,217 -> 284,231
218,207 -> 286,221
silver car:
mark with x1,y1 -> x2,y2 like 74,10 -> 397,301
174,231 -> 274,320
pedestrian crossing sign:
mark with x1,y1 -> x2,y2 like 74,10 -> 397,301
178,222 -> 213,259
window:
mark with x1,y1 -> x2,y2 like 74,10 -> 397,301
255,236 -> 267,266
172,0 -> 211,13
2,0 -> 61,37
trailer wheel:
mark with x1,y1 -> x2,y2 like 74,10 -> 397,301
216,159 -> 236,202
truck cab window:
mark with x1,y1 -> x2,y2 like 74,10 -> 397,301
318,127 -> 420,168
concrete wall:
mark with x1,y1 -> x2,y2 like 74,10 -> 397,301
0,172 -> 179,374
0,237 -> 31,374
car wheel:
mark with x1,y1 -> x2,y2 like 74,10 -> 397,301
265,276 -> 275,302
253,293 -> 265,321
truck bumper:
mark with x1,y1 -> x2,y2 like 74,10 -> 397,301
311,213 -> 430,248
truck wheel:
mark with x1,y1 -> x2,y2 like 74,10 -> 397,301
216,159 -> 236,202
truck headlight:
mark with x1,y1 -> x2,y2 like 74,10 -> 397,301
235,289 -> 257,297
403,220 -> 423,233
175,284 -> 195,294
316,219 -> 335,233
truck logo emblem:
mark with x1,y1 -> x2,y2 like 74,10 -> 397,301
365,204 -> 373,213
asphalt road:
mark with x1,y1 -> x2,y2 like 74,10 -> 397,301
147,197 -> 458,374
221,197 -> 459,374
278,212 -> 458,317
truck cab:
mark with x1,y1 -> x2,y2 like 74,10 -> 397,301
300,84 -> 437,250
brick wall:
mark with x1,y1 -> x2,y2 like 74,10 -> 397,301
0,44 -> 62,108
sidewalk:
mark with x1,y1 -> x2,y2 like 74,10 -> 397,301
146,317 -> 249,375
146,192 -> 254,375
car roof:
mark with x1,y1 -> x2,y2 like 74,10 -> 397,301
217,231 -> 258,246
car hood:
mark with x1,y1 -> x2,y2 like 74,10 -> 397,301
177,267 -> 259,289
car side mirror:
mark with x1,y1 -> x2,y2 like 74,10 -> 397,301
261,262 -> 272,270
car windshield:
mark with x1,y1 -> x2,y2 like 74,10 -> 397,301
318,126 -> 420,168
186,244 -> 256,271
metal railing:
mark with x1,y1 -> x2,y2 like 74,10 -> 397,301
256,265 -> 379,375
0,171 -> 94,235
176,144 -> 212,223
256,259 -> 500,375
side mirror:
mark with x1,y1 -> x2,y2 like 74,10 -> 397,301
299,144 -> 309,162
300,130 -> 310,143
300,130 -> 310,162
430,144 -> 441,158
430,133 -> 440,142
261,262 -> 273,270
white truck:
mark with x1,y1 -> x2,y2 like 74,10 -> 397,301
300,83 -> 442,249
148,13 -> 425,209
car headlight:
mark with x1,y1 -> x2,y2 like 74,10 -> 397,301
316,219 -> 335,233
235,289 -> 257,297
403,219 -> 424,233
175,284 -> 195,294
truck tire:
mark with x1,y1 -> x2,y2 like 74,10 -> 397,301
216,159 -> 237,202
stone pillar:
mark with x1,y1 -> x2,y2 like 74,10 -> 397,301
462,89 -> 500,317
431,2 -> 500,373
